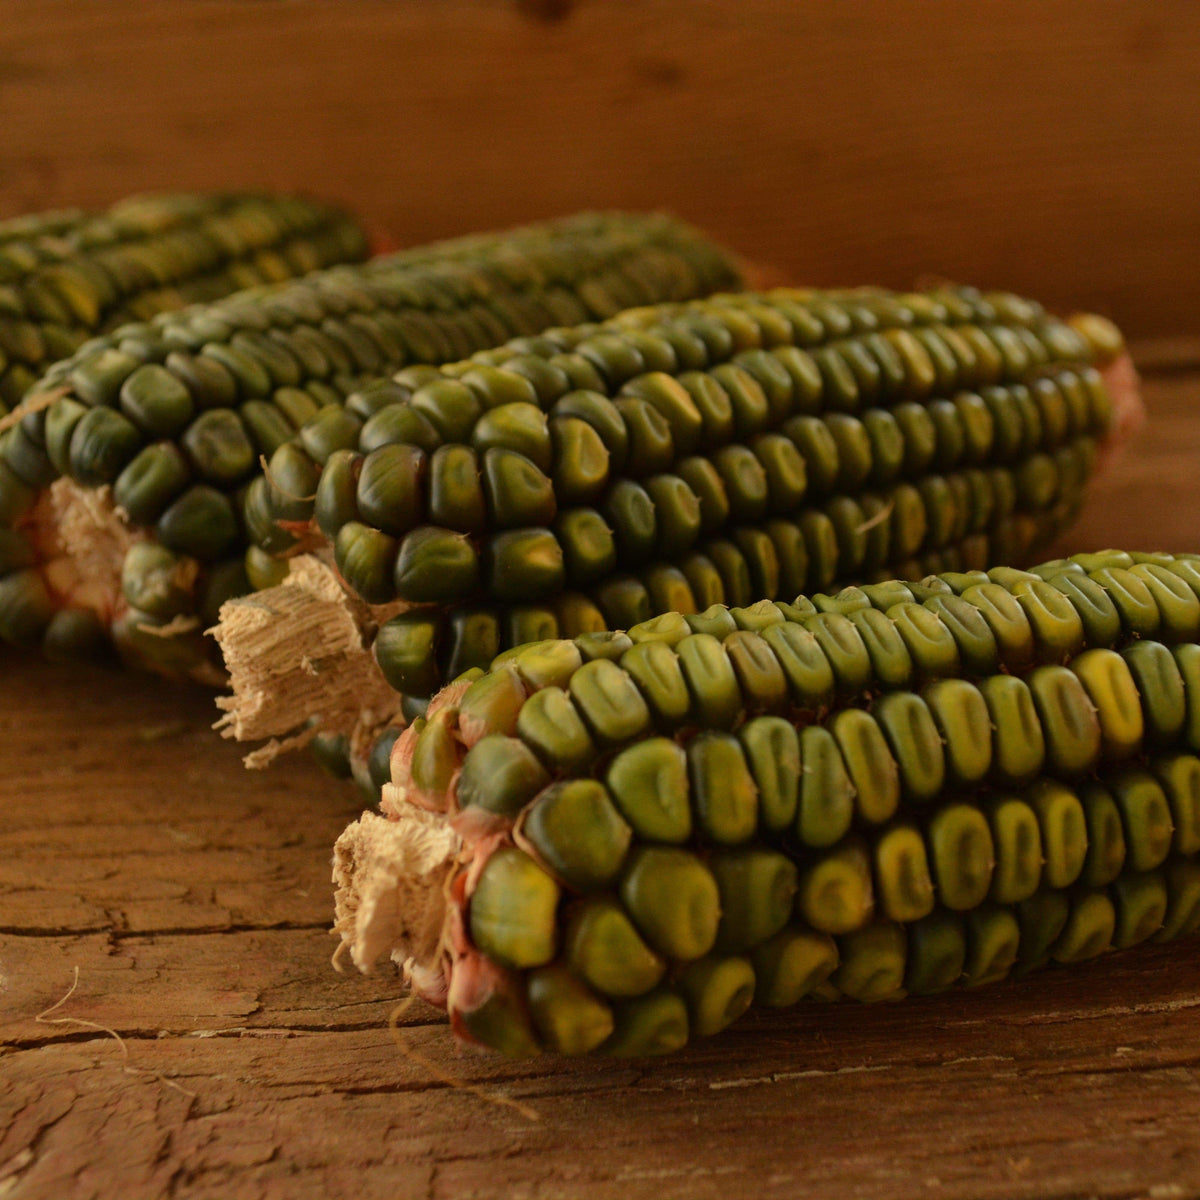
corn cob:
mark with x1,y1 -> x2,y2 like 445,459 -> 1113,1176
0,191 -> 369,415
333,549 -> 1200,1058
210,285 -> 1128,767
0,208 -> 87,245
0,212 -> 739,674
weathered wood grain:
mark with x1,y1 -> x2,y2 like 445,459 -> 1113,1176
0,2 -> 1197,337
2,361 -> 1200,1199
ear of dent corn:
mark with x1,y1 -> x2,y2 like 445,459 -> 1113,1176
0,191 -> 369,415
254,286 -> 1122,705
334,549 -> 1200,1058
0,212 -> 739,674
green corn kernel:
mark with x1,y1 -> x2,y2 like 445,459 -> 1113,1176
1110,871 -> 1168,949
962,906 -> 1020,986
980,674 -> 1046,786
1010,578 -> 1086,663
1079,781 -> 1129,890
374,610 -> 442,698
1027,664 -> 1103,776
456,734 -> 550,817
568,658 -> 651,743
761,621 -> 836,708
409,709 -> 460,799
356,443 -> 427,537
1069,648 -> 1145,762
830,707 -> 900,825
605,737 -> 691,844
1152,753 -> 1200,856
482,447 -> 556,528
1026,778 -> 1088,888
1156,859 -> 1200,942
675,633 -> 743,729
833,922 -> 906,1002
1090,566 -> 1160,638
1130,563 -> 1200,643
42,607 -> 110,665
796,839 -> 874,934
410,378 -> 483,442
1121,640 -> 1186,748
687,731 -> 759,845
1053,891 -> 1115,963
795,724 -> 856,848
751,926 -> 838,1007
43,397 -> 89,476
619,846 -> 721,961
1047,569 -> 1123,648
724,630 -> 788,711
520,779 -> 632,891
738,716 -> 800,833
984,794 -> 1044,903
922,678 -> 992,786
156,484 -> 238,561
1014,890 -> 1071,974
575,629 -> 634,662
68,405 -> 142,485
806,612 -> 873,695
874,824 -> 935,922
516,686 -> 595,773
602,989 -> 689,1058
904,910 -> 966,995
527,966 -> 614,1056
887,602 -> 961,680
458,665 -> 527,743
486,527 -> 564,602
871,691 -> 946,804
119,362 -> 195,438
334,521 -> 399,605
468,846 -> 560,969
0,568 -> 54,646
472,401 -> 552,470
120,542 -> 194,619
960,583 -> 1035,673
393,527 -> 479,603
927,803 -> 995,911
427,443 -> 487,535
678,955 -> 756,1039
313,448 -> 361,538
564,895 -> 666,997
1108,768 -> 1175,872
711,847 -> 799,953
551,419 -> 610,507
845,607 -> 914,689
507,638 -> 584,691
619,639 -> 691,726
922,595 -> 999,676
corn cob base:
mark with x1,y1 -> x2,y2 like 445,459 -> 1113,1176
333,550 -> 1200,1058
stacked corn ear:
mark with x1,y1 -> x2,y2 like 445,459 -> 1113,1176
0,191 -> 369,415
0,208 -> 88,246
245,286 -> 1123,731
0,212 -> 738,674
333,550 -> 1200,1058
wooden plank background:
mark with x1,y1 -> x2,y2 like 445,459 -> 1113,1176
3,4 -> 1200,1197
0,2 -> 1198,337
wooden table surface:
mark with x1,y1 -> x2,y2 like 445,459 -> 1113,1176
3,350 -> 1200,1200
